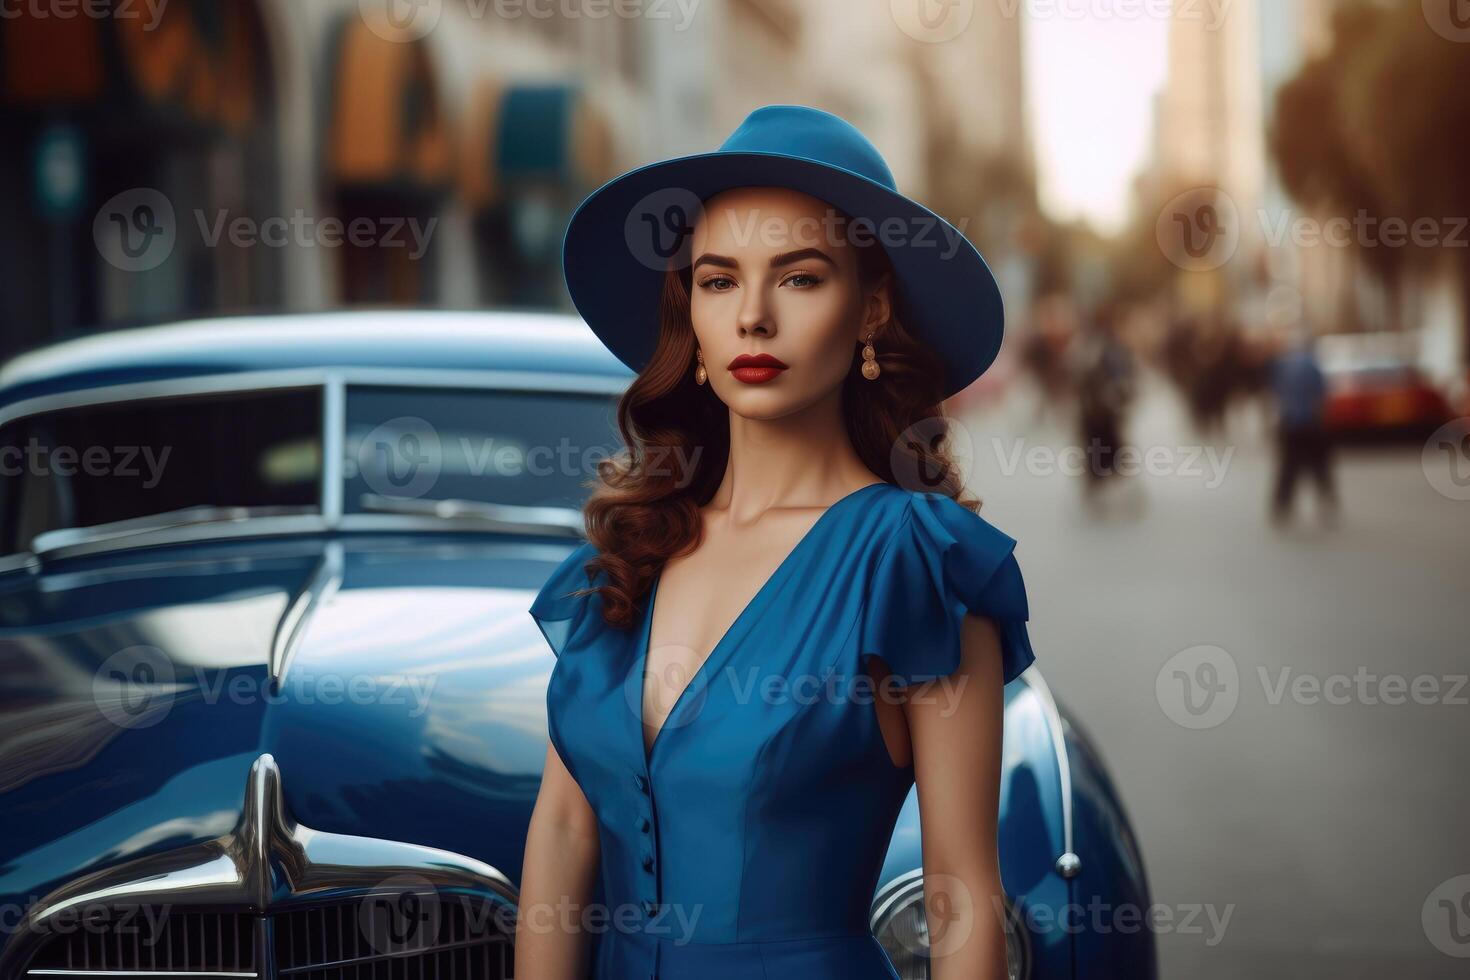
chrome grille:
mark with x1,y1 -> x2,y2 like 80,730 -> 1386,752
274,894 -> 511,979
23,896 -> 511,979
24,907 -> 256,976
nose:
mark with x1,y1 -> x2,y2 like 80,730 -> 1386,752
736,280 -> 775,339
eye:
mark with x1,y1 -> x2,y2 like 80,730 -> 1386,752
698,276 -> 736,292
783,272 -> 824,289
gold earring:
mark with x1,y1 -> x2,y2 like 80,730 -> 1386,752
694,347 -> 707,385
860,331 -> 881,381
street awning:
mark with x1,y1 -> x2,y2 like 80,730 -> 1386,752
460,81 -> 617,210
327,11 -> 452,191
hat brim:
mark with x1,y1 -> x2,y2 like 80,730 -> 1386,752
561,149 -> 1004,400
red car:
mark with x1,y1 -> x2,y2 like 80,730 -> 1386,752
1315,332 -> 1455,440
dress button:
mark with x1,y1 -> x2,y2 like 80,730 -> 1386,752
634,773 -> 649,793
643,900 -> 658,916
637,816 -> 651,833
641,853 -> 655,872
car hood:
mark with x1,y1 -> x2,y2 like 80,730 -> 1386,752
0,534 -> 566,916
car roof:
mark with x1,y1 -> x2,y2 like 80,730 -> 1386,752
0,309 -> 634,405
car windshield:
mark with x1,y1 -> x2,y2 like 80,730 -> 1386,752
343,385 -> 622,513
0,387 -> 322,556
0,382 -> 623,559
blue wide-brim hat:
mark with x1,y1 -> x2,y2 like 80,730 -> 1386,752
561,104 -> 1004,400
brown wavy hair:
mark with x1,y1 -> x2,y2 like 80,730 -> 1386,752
572,232 -> 981,630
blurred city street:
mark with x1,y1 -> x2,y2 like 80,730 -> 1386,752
961,374 -> 1470,980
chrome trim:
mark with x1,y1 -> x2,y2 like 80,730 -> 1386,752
0,551 -> 39,575
31,506 -> 319,557
321,374 -> 345,527
0,753 -> 519,978
0,366 -> 627,432
868,867 -> 925,932
269,543 -> 343,690
869,870 -> 1030,979
1018,669 -> 1079,876
27,514 -> 330,564
357,494 -> 585,535
28,973 -> 257,977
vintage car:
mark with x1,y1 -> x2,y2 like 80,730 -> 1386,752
0,311 -> 1155,980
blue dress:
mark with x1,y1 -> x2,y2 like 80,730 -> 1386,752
528,482 -> 1036,979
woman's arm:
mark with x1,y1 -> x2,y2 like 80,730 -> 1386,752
516,741 -> 602,980
905,613 -> 1010,980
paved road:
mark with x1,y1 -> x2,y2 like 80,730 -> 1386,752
956,373 -> 1470,980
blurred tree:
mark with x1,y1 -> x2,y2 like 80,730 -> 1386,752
1270,0 -> 1470,360
1270,2 -> 1403,329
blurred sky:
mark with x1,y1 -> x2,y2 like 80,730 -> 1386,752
1024,12 -> 1169,235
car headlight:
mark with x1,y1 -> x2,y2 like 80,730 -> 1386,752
871,874 -> 1029,980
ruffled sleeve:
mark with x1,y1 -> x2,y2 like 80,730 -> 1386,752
858,491 -> 1036,687
528,539 -> 603,657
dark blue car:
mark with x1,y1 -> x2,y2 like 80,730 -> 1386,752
0,311 -> 1155,980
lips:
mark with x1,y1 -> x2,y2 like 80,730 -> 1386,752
728,353 -> 788,384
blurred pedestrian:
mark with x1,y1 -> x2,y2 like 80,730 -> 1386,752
1268,324 -> 1339,527
1073,303 -> 1136,508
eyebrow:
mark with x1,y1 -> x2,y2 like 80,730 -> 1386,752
692,247 -> 837,273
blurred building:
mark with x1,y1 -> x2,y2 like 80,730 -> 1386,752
1150,0 -> 1267,318
0,0 -> 682,360
0,0 -> 1035,367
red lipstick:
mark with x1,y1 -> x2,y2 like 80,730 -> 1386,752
727,352 -> 788,385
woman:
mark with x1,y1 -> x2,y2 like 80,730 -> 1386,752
517,105 -> 1036,980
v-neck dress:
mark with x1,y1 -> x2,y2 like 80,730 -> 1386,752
528,482 -> 1036,979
